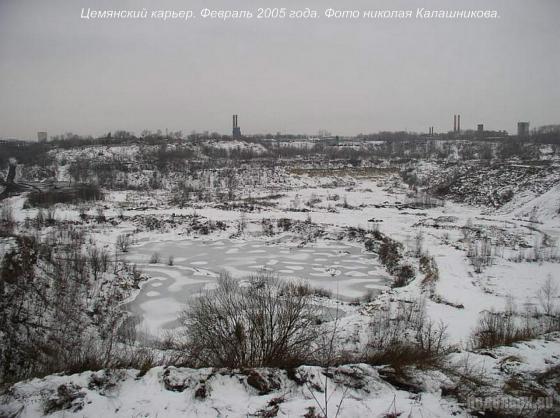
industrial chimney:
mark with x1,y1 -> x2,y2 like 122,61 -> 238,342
232,114 -> 242,138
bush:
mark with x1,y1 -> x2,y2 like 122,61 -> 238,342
261,218 -> 275,236
467,238 -> 493,273
149,252 -> 160,264
379,238 -> 403,272
116,234 -> 131,253
419,255 -> 439,286
0,232 -> 154,383
470,309 -> 537,349
26,184 -> 103,208
179,272 -> 320,368
95,207 -> 106,223
0,203 -> 15,236
392,264 -> 415,288
366,299 -> 448,370
470,286 -> 560,349
364,238 -> 376,252
277,218 -> 292,232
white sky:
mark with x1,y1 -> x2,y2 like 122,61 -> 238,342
1,0 -> 559,139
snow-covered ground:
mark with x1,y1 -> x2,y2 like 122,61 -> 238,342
2,333 -> 559,417
2,145 -> 560,417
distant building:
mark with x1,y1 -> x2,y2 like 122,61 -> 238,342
323,136 -> 339,146
477,124 -> 484,138
537,124 -> 560,134
37,131 -> 48,143
0,138 -> 28,147
517,122 -> 530,137
232,114 -> 242,138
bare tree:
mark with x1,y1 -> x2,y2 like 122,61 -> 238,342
538,275 -> 558,317
413,230 -> 424,257
116,234 -> 131,253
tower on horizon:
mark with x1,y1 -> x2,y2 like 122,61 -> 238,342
453,114 -> 461,133
517,122 -> 530,137
232,114 -> 242,138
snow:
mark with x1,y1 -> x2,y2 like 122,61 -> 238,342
3,143 -> 560,416
4,330 -> 560,418
0,365 -> 468,418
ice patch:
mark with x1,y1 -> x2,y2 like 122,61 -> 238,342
284,265 -> 304,271
346,271 -> 367,277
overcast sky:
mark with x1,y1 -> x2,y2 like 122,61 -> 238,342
1,0 -> 559,139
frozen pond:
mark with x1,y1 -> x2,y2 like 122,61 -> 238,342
125,239 -> 389,335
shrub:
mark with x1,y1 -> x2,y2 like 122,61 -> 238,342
470,310 -> 535,349
364,238 -> 376,252
45,207 -> 57,225
392,264 -> 415,288
419,255 -> 439,286
116,234 -> 131,253
277,218 -> 292,232
0,233 -> 155,383
468,296 -> 560,350
379,238 -> 403,272
366,299 -> 448,370
1,203 -> 15,224
26,184 -> 103,208
149,252 -> 160,264
0,203 -> 15,236
261,218 -> 274,236
305,194 -> 321,208
95,207 -> 106,223
467,238 -> 493,273
179,272 -> 320,368
289,283 -> 332,299
34,208 -> 45,228
538,275 -> 559,317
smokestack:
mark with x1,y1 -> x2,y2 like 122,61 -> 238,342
233,114 -> 236,129
453,115 -> 457,132
457,115 -> 461,133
